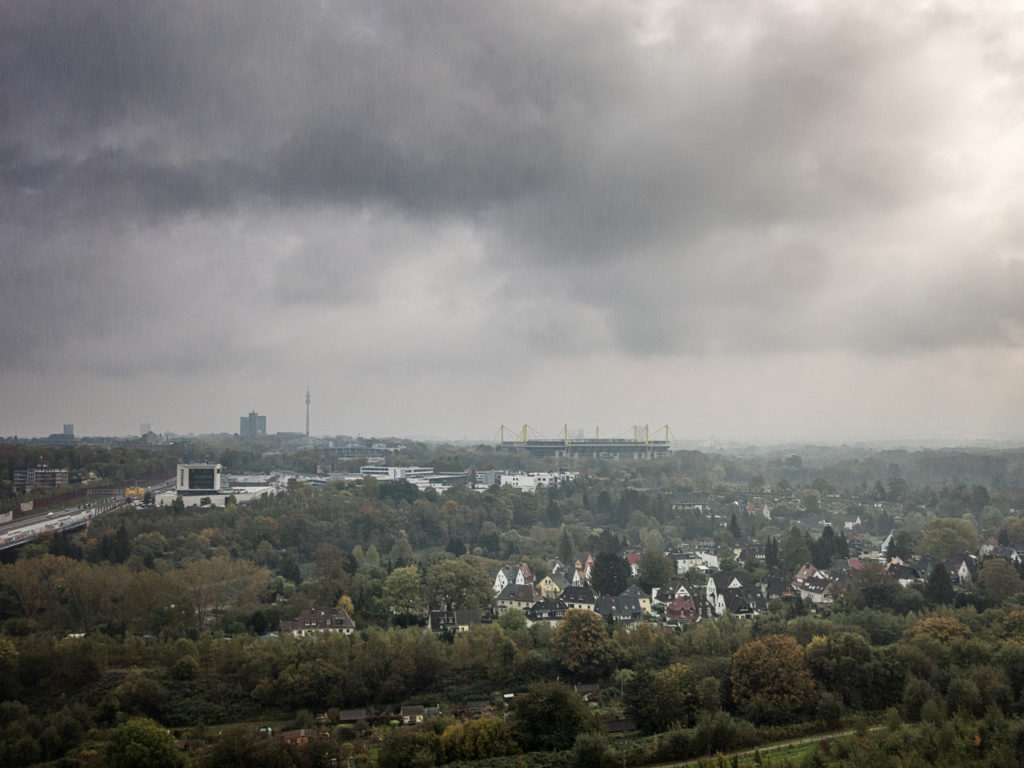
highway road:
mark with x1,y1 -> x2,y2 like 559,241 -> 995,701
0,504 -> 101,550
0,479 -> 171,551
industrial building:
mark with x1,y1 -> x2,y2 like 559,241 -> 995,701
498,425 -> 672,460
474,470 -> 578,491
359,465 -> 470,492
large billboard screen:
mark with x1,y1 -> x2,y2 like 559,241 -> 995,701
188,467 -> 216,489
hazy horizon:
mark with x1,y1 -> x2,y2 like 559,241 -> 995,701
4,2 -> 1024,445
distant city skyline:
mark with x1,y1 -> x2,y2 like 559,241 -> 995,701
4,3 -> 1024,446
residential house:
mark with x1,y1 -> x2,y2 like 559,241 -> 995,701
575,683 -> 600,702
696,550 -> 720,570
671,491 -> 711,512
519,562 -> 534,584
525,599 -> 568,624
884,559 -> 922,588
653,581 -> 693,607
706,571 -> 763,618
945,553 -> 979,586
465,701 -> 492,719
795,571 -> 834,604
761,569 -> 794,601
792,563 -> 819,586
336,709 -> 367,725
561,585 -> 597,612
827,558 -> 865,588
624,551 -> 642,577
737,545 -> 765,566
279,608 -> 355,637
571,553 -> 595,585
720,587 -> 766,617
496,583 -> 540,614
493,564 -> 530,595
987,546 -> 1023,565
667,550 -> 704,575
280,730 -> 314,746
595,594 -> 643,627
428,609 -> 480,634
879,530 -> 898,562
400,706 -> 425,725
547,558 -> 569,577
666,593 -> 699,622
537,572 -> 569,599
746,498 -> 771,520
619,584 -> 651,614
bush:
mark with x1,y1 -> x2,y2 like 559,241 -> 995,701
572,732 -> 609,768
378,726 -> 442,768
815,691 -> 845,729
170,655 -> 199,681
655,726 -> 692,761
693,711 -> 736,755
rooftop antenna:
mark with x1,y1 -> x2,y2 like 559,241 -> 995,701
305,385 -> 311,437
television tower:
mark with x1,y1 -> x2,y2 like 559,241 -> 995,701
305,386 -> 311,437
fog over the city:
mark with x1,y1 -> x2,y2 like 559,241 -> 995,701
3,1 -> 1024,443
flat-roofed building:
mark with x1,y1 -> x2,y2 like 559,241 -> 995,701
13,466 -> 69,494
176,463 -> 222,494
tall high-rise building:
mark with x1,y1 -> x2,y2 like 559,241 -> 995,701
305,387 -> 311,437
239,411 -> 267,437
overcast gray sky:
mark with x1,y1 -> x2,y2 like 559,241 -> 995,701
3,0 -> 1024,444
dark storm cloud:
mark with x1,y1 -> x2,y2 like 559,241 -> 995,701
3,0 -> 1024,400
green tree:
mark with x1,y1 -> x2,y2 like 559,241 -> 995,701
173,556 -> 268,633
778,526 -> 812,575
978,557 -> 1023,606
804,632 -> 874,709
802,490 -> 821,515
625,663 -> 699,734
551,609 -> 614,678
638,550 -> 674,591
764,537 -> 779,568
885,530 -> 915,561
919,518 -> 979,561
1000,516 -> 1024,546
383,565 -> 425,617
902,616 -> 972,643
105,717 -> 186,768
440,716 -> 517,761
845,562 -> 924,614
730,634 -> 815,723
559,527 -> 574,566
511,681 -> 594,752
0,554 -> 72,621
589,551 -> 628,596
425,556 -> 492,611
378,725 -> 441,768
924,563 -> 954,606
